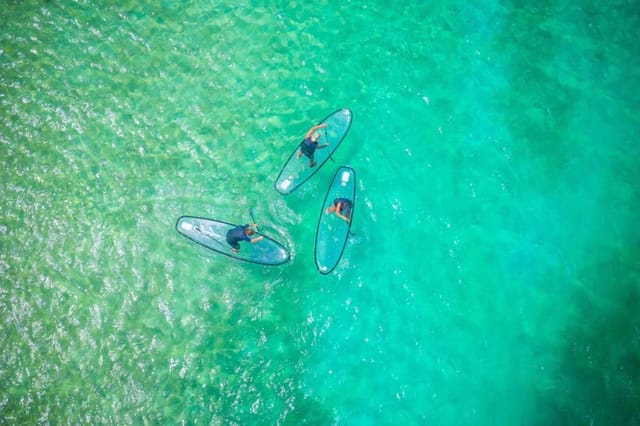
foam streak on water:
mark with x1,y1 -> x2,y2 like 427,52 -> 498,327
1,1 -> 639,424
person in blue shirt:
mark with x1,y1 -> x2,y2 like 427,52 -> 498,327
325,198 -> 352,223
226,224 -> 263,253
297,123 -> 328,167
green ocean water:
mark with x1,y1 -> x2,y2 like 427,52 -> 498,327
1,0 -> 639,424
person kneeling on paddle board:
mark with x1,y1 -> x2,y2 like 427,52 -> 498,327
226,224 -> 263,253
297,123 -> 328,168
325,198 -> 352,223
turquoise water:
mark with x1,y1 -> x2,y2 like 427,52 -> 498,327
1,1 -> 639,424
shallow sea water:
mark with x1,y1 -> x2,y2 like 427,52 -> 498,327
1,1 -> 639,424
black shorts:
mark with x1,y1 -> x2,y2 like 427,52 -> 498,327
226,230 -> 244,250
333,198 -> 352,217
300,141 -> 316,159
340,200 -> 352,218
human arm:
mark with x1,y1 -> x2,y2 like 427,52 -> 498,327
305,123 -> 328,138
250,235 -> 264,243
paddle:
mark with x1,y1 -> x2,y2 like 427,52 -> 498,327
325,129 -> 335,162
249,208 -> 265,237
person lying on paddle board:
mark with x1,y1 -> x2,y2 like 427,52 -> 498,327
226,224 -> 263,253
325,198 -> 352,223
297,123 -> 328,167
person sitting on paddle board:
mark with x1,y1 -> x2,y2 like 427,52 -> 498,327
325,198 -> 352,223
297,123 -> 328,168
226,224 -> 263,253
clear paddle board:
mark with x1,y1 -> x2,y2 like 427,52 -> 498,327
274,108 -> 353,195
175,216 -> 290,266
314,166 -> 356,274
